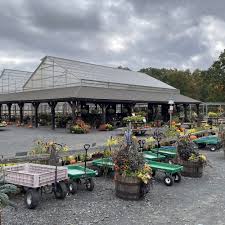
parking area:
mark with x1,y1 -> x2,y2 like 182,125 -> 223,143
0,126 -> 120,155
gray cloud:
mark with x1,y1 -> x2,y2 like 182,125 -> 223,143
0,0 -> 225,73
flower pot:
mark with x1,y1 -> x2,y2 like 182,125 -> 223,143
178,159 -> 203,178
114,173 -> 150,200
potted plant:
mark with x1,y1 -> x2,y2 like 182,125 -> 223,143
70,119 -> 90,134
144,137 -> 156,150
0,165 -> 17,224
176,139 -> 207,177
113,135 -> 152,200
98,123 -> 114,131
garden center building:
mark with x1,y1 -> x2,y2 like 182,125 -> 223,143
0,56 -> 200,129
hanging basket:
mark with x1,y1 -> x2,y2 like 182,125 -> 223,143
114,173 -> 151,200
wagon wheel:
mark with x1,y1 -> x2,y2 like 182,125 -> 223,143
25,189 -> 40,209
209,144 -> 217,152
54,182 -> 68,199
68,180 -> 78,195
85,178 -> 94,191
172,172 -> 182,183
163,175 -> 174,186
151,170 -> 156,177
92,166 -> 103,177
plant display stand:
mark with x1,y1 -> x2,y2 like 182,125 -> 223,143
114,174 -> 150,200
178,159 -> 203,178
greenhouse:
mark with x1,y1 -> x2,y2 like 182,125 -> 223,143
0,56 -> 200,129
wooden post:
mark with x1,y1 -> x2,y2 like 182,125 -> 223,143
68,100 -> 79,123
0,104 -> 2,121
183,104 -> 188,122
99,104 -> 108,124
32,102 -> 40,128
7,103 -> 12,122
161,104 -> 169,122
196,104 -> 200,127
175,104 -> 180,113
126,103 -> 135,116
153,104 -> 159,120
147,103 -> 153,122
18,102 -> 24,124
48,101 -> 57,130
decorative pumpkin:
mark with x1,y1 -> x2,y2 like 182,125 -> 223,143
172,121 -> 176,125
190,135 -> 197,140
180,127 -> 185,132
70,159 -> 76,164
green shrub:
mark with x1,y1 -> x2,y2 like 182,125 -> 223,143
208,112 -> 218,118
70,125 -> 85,134
123,115 -> 145,123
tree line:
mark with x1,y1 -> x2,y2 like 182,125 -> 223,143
139,49 -> 225,102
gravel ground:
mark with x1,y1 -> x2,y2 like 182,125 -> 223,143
0,125 -> 121,155
2,150 -> 225,225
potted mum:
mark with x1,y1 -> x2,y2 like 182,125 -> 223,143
113,130 -> 152,200
176,139 -> 207,177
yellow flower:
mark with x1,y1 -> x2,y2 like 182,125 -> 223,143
199,154 -> 206,162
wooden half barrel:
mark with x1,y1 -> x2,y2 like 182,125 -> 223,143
114,174 -> 142,200
179,160 -> 203,178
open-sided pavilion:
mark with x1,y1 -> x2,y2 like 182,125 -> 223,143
0,56 -> 200,129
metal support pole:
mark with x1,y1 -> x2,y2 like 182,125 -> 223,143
169,112 -> 171,128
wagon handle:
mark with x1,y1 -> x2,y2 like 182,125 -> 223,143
84,144 -> 90,175
138,139 -> 145,152
84,144 -> 90,151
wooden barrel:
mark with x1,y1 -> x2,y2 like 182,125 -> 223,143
179,159 -> 203,178
114,174 -> 142,200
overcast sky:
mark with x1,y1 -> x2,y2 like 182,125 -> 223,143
0,0 -> 225,73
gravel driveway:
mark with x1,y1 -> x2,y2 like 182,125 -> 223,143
2,150 -> 225,225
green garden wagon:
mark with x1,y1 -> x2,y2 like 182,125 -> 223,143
193,135 -> 222,151
67,165 -> 96,194
146,160 -> 183,186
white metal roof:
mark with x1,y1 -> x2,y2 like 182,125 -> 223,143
0,69 -> 32,93
24,56 -> 176,90
50,56 -> 176,89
